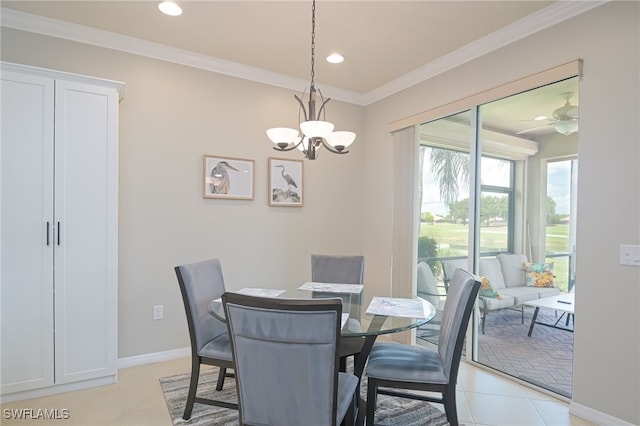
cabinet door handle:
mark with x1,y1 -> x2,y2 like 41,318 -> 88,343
46,221 -> 50,246
57,222 -> 61,246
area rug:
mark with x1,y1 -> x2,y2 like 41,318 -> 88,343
160,367 -> 449,426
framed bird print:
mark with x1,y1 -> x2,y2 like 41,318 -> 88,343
269,157 -> 303,207
203,155 -> 254,200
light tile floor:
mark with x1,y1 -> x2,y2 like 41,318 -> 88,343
1,356 -> 596,426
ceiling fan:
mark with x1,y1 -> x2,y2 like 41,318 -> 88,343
517,93 -> 579,136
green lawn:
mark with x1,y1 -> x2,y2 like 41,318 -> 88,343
419,222 -> 571,292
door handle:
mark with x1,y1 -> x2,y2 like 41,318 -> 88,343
46,221 -> 50,246
57,221 -> 61,246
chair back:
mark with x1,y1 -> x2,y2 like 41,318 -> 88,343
311,254 -> 364,318
311,254 -> 365,284
175,259 -> 228,355
222,293 -> 343,426
437,268 -> 481,380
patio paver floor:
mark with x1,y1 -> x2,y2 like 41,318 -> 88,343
418,305 -> 574,397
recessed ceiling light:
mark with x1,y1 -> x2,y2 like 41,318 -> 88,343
158,1 -> 182,16
326,53 -> 344,64
534,115 -> 548,121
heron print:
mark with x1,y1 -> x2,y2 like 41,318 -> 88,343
210,161 -> 238,194
203,156 -> 254,200
269,158 -> 303,206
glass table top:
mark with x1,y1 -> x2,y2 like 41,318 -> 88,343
208,285 -> 436,338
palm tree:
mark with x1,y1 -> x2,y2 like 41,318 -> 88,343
430,148 -> 469,208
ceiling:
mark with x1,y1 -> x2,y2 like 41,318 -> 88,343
1,0 -> 587,137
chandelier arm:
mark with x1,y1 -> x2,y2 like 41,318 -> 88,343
294,94 -> 309,122
315,88 -> 330,120
320,138 -> 349,154
273,137 -> 304,152
316,97 -> 331,121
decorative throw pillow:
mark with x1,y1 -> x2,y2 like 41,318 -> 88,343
523,262 -> 555,288
479,276 -> 502,299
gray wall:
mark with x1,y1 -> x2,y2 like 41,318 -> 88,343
362,2 -> 639,423
1,1 -> 638,423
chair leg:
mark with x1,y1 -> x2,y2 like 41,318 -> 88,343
481,311 -> 487,334
443,387 -> 458,426
216,367 -> 227,390
366,378 -> 378,426
183,358 -> 201,420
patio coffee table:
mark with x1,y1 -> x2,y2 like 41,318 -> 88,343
524,293 -> 574,337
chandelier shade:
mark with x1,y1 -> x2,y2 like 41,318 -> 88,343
325,131 -> 356,151
300,120 -> 334,138
266,0 -> 356,160
267,127 -> 300,149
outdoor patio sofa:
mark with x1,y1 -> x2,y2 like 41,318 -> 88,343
443,254 -> 560,334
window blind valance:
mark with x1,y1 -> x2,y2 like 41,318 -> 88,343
389,59 -> 583,133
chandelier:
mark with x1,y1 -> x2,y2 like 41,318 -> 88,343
266,0 -> 356,160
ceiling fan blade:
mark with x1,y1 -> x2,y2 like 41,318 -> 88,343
516,123 -> 553,135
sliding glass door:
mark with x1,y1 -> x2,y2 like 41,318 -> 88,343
416,77 -> 579,397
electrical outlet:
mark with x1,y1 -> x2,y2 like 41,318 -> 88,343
153,304 -> 164,320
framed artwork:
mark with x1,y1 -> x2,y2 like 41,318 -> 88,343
269,157 -> 303,207
203,155 -> 254,200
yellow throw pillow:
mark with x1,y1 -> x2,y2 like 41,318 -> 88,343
479,276 -> 502,299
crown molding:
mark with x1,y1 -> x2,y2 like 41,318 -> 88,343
362,0 -> 608,105
0,8 -> 366,103
1,1 -> 607,107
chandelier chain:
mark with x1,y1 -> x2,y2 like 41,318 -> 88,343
310,0 -> 316,87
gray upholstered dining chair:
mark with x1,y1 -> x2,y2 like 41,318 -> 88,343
174,259 -> 237,420
311,254 -> 365,371
221,292 -> 359,426
364,268 -> 481,426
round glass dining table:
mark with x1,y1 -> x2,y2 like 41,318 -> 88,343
208,287 -> 435,338
207,284 -> 436,425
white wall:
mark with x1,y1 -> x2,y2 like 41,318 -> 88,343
1,1 -> 639,423
363,2 -> 639,424
0,28 -> 366,358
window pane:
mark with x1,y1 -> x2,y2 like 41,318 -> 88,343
418,112 -> 472,261
545,159 -> 577,292
479,191 -> 510,253
481,157 -> 511,187
417,111 -> 472,343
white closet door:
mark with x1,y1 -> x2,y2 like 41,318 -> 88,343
53,80 -> 118,384
1,72 -> 55,393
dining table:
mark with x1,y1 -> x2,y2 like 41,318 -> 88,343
208,282 -> 436,426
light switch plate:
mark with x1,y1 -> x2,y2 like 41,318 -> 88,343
153,304 -> 164,320
619,244 -> 640,267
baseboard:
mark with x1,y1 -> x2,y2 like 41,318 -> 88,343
570,401 -> 636,426
0,376 -> 116,404
1,349 -> 191,403
117,347 -> 190,369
